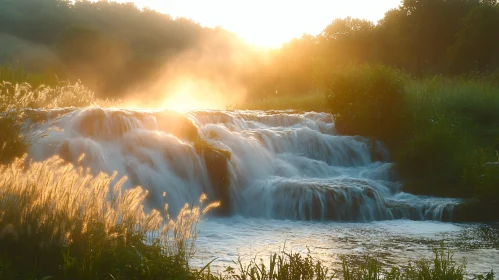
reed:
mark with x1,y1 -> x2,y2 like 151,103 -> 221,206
0,155 -> 217,279
0,79 -> 115,163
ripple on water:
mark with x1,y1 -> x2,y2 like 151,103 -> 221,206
194,218 -> 499,276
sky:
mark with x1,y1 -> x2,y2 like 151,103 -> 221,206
117,0 -> 402,47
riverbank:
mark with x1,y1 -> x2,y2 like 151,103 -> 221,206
243,65 -> 499,222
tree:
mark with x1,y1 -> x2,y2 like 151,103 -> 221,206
449,3 -> 499,73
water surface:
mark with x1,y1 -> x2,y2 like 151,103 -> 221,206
195,218 -> 499,275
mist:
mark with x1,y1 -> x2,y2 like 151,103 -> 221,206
120,28 -> 264,110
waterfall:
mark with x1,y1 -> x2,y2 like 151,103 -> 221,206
24,107 -> 460,221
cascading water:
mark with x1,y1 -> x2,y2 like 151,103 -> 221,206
25,107 -> 460,222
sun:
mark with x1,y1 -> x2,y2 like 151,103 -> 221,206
120,0 -> 401,48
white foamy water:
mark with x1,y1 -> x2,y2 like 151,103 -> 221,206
25,108 -> 459,220
23,108 -> 499,274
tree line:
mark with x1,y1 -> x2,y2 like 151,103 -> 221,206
0,0 -> 498,100
253,0 -> 499,99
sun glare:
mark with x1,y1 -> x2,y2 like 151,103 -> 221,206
156,78 -> 239,111
124,0 -> 401,48
161,92 -> 212,112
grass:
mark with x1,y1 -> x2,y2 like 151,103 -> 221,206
0,155 -> 218,279
0,76 -> 114,163
399,76 -> 499,203
0,65 -> 60,88
339,249 -> 495,280
199,251 -> 333,280
196,248 -> 494,280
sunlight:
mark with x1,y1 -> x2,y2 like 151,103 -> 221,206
159,79 -> 230,111
161,91 -> 212,111
117,0 -> 401,48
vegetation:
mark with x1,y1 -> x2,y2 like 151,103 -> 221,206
0,66 -> 113,163
0,0 -> 253,100
194,248 -> 494,280
0,0 -> 499,278
320,64 -> 409,148
0,154 -> 494,279
339,249 -> 494,280
0,155 -> 218,279
314,66 -> 499,220
1,0 -> 497,101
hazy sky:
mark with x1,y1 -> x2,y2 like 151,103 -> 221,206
118,0 -> 401,47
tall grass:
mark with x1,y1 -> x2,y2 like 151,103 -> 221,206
0,65 -> 60,88
198,249 -> 493,280
321,64 -> 409,148
340,249 -> 495,280
399,76 -> 499,202
0,78 -> 114,163
0,155 -> 218,279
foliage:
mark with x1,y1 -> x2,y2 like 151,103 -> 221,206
0,78 -> 112,163
0,155 -> 217,279
198,250 -> 334,280
0,65 -> 59,88
397,76 -> 499,202
196,248 -> 493,280
248,0 -> 499,97
340,249 -> 487,280
449,3 -> 499,74
0,0 -> 255,99
246,65 -> 499,215
320,64 -> 408,148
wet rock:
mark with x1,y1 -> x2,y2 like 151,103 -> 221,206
202,146 -> 231,216
153,110 -> 198,142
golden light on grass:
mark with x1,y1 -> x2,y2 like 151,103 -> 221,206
0,154 -> 219,256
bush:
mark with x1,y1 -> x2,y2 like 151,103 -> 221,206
320,64 -> 409,148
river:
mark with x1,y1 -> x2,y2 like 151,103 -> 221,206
24,108 -> 499,275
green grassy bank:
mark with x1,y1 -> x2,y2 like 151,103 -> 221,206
245,65 -> 499,221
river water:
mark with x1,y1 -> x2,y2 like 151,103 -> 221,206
25,108 -> 499,275
196,218 -> 499,275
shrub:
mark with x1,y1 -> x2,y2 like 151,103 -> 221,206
321,64 -> 409,148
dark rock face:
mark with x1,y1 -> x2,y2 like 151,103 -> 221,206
202,146 -> 231,216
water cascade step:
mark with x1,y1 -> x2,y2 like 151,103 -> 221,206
24,108 -> 461,221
